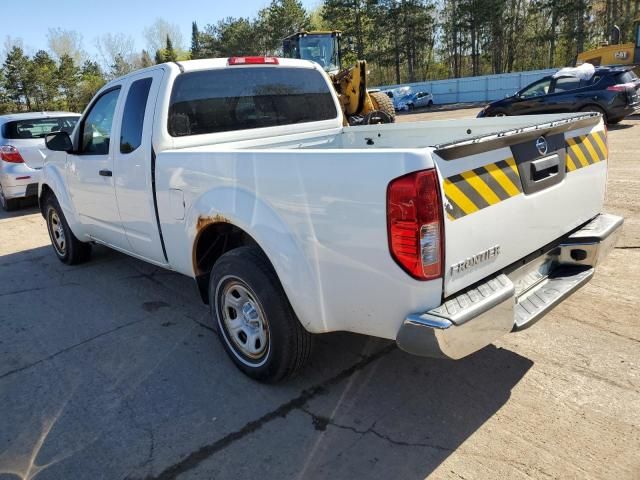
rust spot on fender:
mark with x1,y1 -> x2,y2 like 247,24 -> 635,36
193,214 -> 231,276
196,214 -> 229,232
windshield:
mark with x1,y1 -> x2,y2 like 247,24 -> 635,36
2,116 -> 79,139
297,36 -> 339,72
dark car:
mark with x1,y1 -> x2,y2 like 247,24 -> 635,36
478,66 -> 640,124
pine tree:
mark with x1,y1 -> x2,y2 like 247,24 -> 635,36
154,49 -> 165,64
58,54 -> 80,111
191,21 -> 203,59
140,49 -> 153,67
3,46 -> 31,110
165,35 -> 178,62
29,50 -> 58,110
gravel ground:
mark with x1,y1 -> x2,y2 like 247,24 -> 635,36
0,110 -> 638,480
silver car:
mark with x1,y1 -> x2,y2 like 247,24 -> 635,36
0,112 -> 80,210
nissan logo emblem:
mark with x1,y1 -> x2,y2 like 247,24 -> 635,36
536,136 -> 549,156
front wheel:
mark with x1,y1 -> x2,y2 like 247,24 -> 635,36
369,91 -> 396,122
209,246 -> 313,382
44,195 -> 92,265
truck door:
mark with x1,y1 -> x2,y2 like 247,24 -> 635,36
66,86 -> 130,250
112,69 -> 167,264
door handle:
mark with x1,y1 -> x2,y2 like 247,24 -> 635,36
99,169 -> 112,177
531,154 -> 559,181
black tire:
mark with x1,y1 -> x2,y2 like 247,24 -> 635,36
43,194 -> 92,265
0,184 -> 20,211
209,246 -> 313,382
369,91 -> 396,122
608,117 -> 624,125
427,99 -> 433,108
579,105 -> 608,123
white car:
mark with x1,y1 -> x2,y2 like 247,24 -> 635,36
0,112 -> 80,210
396,91 -> 434,111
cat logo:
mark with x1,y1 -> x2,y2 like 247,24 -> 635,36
614,50 -> 629,60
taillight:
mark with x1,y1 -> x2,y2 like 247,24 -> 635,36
0,145 -> 24,163
387,169 -> 443,280
606,82 -> 633,92
228,56 -> 279,66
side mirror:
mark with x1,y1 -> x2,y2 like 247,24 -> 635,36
45,131 -> 73,152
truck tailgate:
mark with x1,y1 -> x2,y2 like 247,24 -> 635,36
432,114 -> 608,297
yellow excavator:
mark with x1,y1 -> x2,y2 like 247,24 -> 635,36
577,19 -> 640,70
282,30 -> 395,125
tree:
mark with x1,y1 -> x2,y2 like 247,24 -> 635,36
58,54 -> 80,111
257,0 -> 310,54
77,60 -> 106,110
191,21 -> 203,59
139,49 -> 154,68
28,50 -> 58,110
322,0 -> 372,60
47,28 -> 86,64
110,53 -> 134,77
164,35 -> 178,62
144,18 -> 184,54
3,46 -> 31,109
95,33 -> 136,75
201,17 -> 260,57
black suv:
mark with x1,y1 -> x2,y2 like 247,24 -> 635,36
478,66 -> 639,124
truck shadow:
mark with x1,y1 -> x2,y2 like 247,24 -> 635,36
0,244 -> 533,480
258,336 -> 534,480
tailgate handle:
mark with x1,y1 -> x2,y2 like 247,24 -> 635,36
530,155 -> 559,181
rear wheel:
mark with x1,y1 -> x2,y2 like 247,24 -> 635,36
0,184 -> 19,211
489,109 -> 508,117
579,105 -> 608,123
44,194 -> 92,265
209,246 -> 313,382
369,91 -> 396,122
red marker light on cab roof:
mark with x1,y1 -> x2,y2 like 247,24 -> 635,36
228,56 -> 279,66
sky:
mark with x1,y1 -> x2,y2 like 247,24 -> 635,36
4,0 -> 320,58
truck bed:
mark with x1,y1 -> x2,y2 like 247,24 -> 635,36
156,112 -> 607,339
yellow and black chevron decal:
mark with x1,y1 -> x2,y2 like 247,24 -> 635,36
566,131 -> 607,172
443,157 -> 523,221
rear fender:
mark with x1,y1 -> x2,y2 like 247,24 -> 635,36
187,186 -> 326,333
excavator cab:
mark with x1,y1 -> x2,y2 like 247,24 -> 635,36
282,31 -> 341,75
282,30 -> 395,125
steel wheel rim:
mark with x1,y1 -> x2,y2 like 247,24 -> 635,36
48,209 -> 66,255
218,277 -> 270,364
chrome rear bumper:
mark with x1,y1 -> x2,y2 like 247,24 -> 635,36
396,213 -> 623,360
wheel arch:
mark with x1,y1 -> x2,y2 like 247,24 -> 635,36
187,189 -> 325,333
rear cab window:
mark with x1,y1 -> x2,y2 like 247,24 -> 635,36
2,117 -> 79,139
168,66 -> 337,137
121,77 -> 152,153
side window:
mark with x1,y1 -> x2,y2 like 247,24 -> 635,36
80,88 -> 120,155
553,77 -> 581,93
519,79 -> 551,98
120,77 -> 152,154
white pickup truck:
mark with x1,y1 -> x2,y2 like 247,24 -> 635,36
41,57 -> 623,382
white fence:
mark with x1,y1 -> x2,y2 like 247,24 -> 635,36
375,68 -> 557,104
